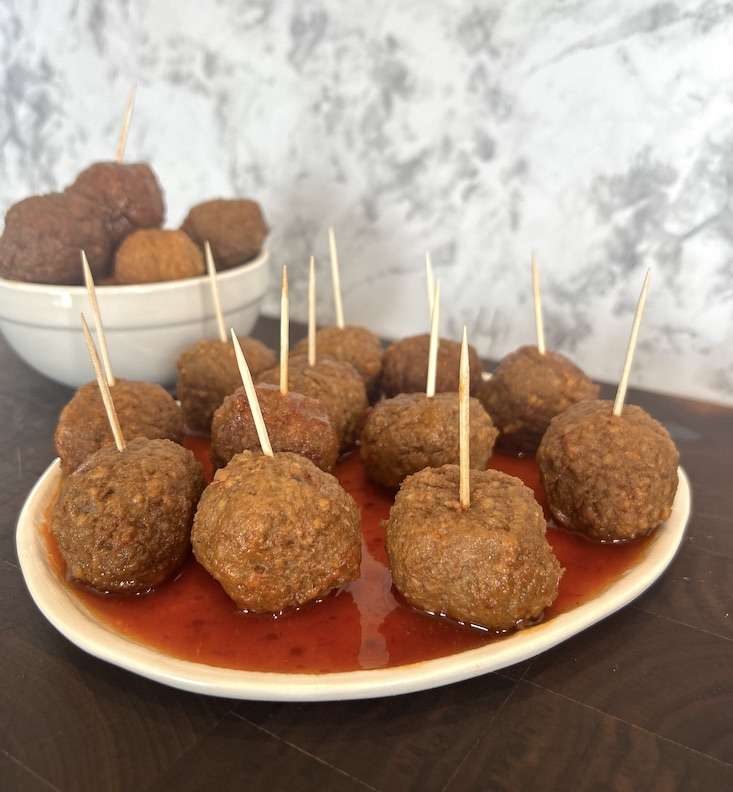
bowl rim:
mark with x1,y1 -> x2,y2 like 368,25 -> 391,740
0,244 -> 269,296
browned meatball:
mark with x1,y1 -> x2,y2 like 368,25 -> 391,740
537,400 -> 679,542
211,383 -> 339,471
257,354 -> 367,449
181,199 -> 268,270
192,451 -> 360,612
52,438 -> 203,594
66,161 -> 165,247
360,392 -> 498,488
176,338 -> 276,432
54,379 -> 184,474
115,229 -> 204,284
479,345 -> 599,455
0,193 -> 111,285
380,334 -> 483,398
293,325 -> 383,400
386,465 -> 562,631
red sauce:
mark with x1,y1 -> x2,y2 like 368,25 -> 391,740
41,440 -> 652,673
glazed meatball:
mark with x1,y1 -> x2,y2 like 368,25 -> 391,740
181,198 -> 268,270
176,338 -> 276,432
257,354 -> 367,449
115,229 -> 204,284
537,400 -> 679,542
54,379 -> 184,474
0,193 -> 111,285
360,392 -> 498,488
293,325 -> 383,400
386,465 -> 562,632
211,383 -> 340,471
381,334 -> 483,398
52,438 -> 203,594
66,161 -> 164,247
192,451 -> 361,612
479,345 -> 599,455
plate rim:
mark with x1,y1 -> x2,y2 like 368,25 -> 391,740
16,459 -> 691,701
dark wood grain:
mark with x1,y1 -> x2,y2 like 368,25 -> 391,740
634,543 -> 733,640
150,714 -> 374,792
0,317 -> 731,792
524,609 -> 733,763
445,681 -> 733,792
234,674 -> 514,792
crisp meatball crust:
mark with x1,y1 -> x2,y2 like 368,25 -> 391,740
66,161 -> 165,246
293,325 -> 383,400
380,334 -> 483,398
0,193 -> 111,285
176,338 -> 276,432
386,465 -> 562,632
54,379 -> 184,474
360,392 -> 498,488
537,399 -> 679,542
211,384 -> 340,471
181,199 -> 268,270
115,229 -> 204,284
192,451 -> 361,612
52,438 -> 203,594
257,354 -> 367,450
478,345 -> 599,455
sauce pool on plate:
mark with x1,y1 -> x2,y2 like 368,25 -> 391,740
41,438 -> 652,674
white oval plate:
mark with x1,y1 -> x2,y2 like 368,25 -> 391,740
16,460 -> 690,701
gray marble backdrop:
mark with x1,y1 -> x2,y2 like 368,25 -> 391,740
1,0 -> 731,404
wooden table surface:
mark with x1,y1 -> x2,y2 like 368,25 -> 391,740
1,317 -> 731,792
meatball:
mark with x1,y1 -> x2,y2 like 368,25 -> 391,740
478,345 -> 599,455
52,438 -> 203,594
386,465 -> 562,632
211,383 -> 339,471
293,325 -> 383,400
360,392 -> 498,488
537,399 -> 679,542
380,334 -> 483,398
176,338 -> 276,433
0,192 -> 111,285
257,354 -> 367,449
181,198 -> 268,270
66,161 -> 165,247
114,229 -> 204,284
192,451 -> 361,612
54,379 -> 184,474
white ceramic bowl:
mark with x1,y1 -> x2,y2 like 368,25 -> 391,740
0,248 -> 269,388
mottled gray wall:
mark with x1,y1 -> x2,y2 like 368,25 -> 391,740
1,0 -> 732,404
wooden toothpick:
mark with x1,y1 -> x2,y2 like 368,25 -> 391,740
280,265 -> 289,395
425,251 -> 435,319
425,281 -> 440,398
231,329 -> 273,456
81,313 -> 125,452
81,250 -> 115,387
308,255 -> 316,367
531,252 -> 545,355
115,84 -> 136,163
458,326 -> 470,510
613,270 -> 651,417
328,226 -> 345,329
205,241 -> 227,344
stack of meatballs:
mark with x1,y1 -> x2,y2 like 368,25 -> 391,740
48,307 -> 680,632
0,161 -> 268,286
32,154 -> 678,633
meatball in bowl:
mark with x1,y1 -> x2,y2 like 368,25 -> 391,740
0,174 -> 270,388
